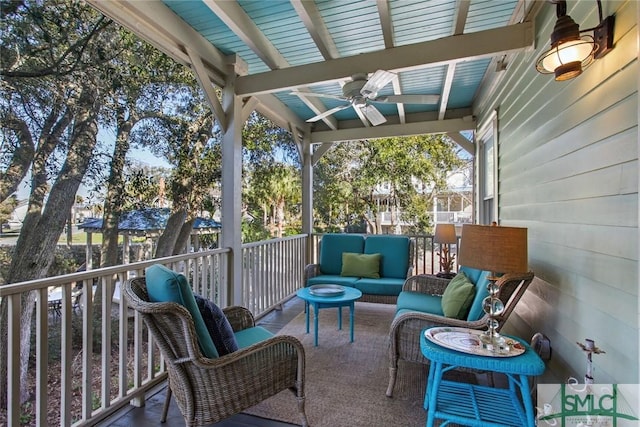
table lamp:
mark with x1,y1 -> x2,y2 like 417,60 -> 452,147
458,223 -> 528,349
433,223 -> 457,278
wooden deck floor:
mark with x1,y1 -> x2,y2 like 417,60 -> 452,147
102,297 -> 305,427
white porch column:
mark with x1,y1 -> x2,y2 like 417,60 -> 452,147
221,62 -> 244,306
301,136 -> 313,236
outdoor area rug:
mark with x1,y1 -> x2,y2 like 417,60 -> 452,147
244,301 -> 434,426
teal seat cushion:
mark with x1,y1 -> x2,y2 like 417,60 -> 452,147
145,264 -> 219,358
307,275 -> 359,287
318,234 -> 365,275
234,326 -> 274,349
465,269 -> 491,321
364,235 -> 410,279
396,291 -> 444,316
355,277 -> 404,296
441,271 -> 476,319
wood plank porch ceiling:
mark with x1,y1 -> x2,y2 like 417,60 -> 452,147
86,0 -> 538,144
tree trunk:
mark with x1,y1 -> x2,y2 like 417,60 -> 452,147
0,115 -> 35,203
101,112 -> 134,268
276,199 -> 285,238
154,208 -> 188,258
0,85 -> 99,406
173,218 -> 196,255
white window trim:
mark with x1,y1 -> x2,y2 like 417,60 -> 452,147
476,110 -> 499,224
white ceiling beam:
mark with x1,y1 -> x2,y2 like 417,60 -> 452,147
236,22 -> 534,96
446,132 -> 475,155
187,48 -> 227,132
311,117 -> 476,143
437,0 -> 470,121
312,143 -> 334,166
391,77 -> 406,124
453,0 -> 471,35
291,0 -> 340,59
378,0 -> 403,126
201,0 -> 340,130
86,0 -> 228,85
86,0 -> 308,134
289,0 -> 343,128
438,64 -> 456,121
253,94 -> 307,131
202,0 -> 289,70
202,0 -> 342,129
289,122 -> 304,159
242,97 -> 259,122
377,0 -> 395,49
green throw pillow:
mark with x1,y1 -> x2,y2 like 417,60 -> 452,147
441,271 -> 476,319
341,252 -> 381,278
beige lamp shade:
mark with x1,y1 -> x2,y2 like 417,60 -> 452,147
458,224 -> 528,273
433,223 -> 457,244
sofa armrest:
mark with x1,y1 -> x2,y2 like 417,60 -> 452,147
402,274 -> 451,296
303,263 -> 321,286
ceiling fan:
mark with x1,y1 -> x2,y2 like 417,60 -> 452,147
293,69 -> 440,126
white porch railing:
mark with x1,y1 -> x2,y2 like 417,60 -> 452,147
0,235 -> 308,426
241,234 -> 308,317
0,232 -> 453,426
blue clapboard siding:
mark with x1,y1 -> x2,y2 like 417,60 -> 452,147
474,0 -> 638,384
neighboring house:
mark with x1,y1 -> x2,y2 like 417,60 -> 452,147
370,161 -> 473,233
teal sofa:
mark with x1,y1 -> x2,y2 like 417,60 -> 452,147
304,233 -> 413,302
386,268 -> 534,397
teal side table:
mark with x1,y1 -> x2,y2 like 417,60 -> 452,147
296,287 -> 362,346
420,328 -> 545,427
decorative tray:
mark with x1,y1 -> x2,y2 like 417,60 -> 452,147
309,284 -> 345,297
424,327 -> 526,357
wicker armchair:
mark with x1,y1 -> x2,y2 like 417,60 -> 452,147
386,271 -> 534,397
124,277 -> 308,427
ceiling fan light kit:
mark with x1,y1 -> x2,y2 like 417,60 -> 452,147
294,69 -> 440,126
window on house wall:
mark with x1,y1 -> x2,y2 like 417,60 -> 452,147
477,112 -> 498,224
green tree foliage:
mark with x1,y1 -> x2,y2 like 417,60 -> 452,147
241,111 -> 301,241
98,32 -> 203,266
243,111 -> 299,166
245,163 -> 301,239
121,162 -> 171,210
0,0 -> 118,405
159,110 -> 222,256
314,134 -> 464,234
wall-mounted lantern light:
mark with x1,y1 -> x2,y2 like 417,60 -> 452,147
535,0 -> 614,81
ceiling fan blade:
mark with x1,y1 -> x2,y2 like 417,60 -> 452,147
291,91 -> 347,102
306,104 -> 351,122
372,94 -> 441,104
361,69 -> 396,98
360,104 -> 387,126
